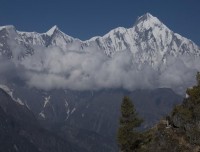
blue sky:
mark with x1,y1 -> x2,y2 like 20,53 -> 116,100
0,0 -> 200,45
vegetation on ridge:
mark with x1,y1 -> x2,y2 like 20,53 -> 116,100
118,72 -> 200,152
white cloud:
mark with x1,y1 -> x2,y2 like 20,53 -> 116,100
1,45 -> 200,94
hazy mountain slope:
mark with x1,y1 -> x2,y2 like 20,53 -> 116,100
0,88 -> 87,152
0,84 -> 118,151
4,84 -> 182,138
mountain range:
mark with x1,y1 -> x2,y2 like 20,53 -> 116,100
0,13 -> 200,151
0,13 -> 199,65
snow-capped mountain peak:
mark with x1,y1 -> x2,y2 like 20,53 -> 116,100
85,13 -> 200,65
134,13 -> 165,31
0,25 -> 16,31
0,13 -> 199,66
136,13 -> 159,24
46,25 -> 60,36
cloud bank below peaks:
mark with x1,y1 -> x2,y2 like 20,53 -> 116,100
2,45 -> 200,94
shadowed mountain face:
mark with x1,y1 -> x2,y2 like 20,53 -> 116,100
0,89 -> 87,152
0,84 -> 182,151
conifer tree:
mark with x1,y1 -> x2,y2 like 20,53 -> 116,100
186,72 -> 200,102
117,96 -> 143,152
196,72 -> 200,86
